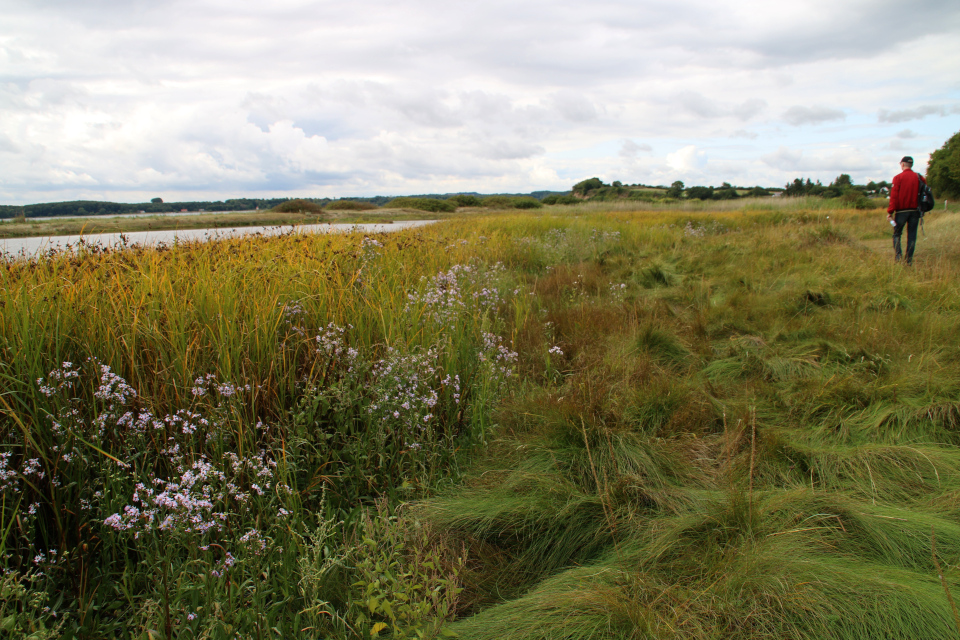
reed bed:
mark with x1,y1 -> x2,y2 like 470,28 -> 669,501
3,206 -> 960,638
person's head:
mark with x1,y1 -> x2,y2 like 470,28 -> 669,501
900,156 -> 914,171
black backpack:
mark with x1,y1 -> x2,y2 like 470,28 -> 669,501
918,174 -> 935,215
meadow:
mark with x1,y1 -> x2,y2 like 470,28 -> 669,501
2,201 -> 960,639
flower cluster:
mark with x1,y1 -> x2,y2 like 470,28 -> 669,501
684,221 -> 706,238
478,331 -> 519,385
103,448 -> 285,538
368,347 -> 443,437
407,261 -> 511,324
191,373 -> 252,399
37,361 -> 80,397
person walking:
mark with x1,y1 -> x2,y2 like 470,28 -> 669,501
886,156 -> 927,265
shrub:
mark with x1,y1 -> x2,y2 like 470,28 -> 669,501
542,195 -> 580,206
325,200 -> 379,211
511,197 -> 544,210
481,196 -> 514,209
386,198 -> 457,213
448,194 -> 483,207
571,177 -> 605,196
272,199 -> 325,213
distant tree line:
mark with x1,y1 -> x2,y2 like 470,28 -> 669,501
0,198 -> 318,219
558,177 -> 773,204
782,175 -> 889,198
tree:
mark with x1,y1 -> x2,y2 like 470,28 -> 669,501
714,182 -> 739,200
926,130 -> 960,200
151,197 -> 163,204
571,177 -> 605,196
831,174 -> 852,189
686,186 -> 714,200
666,181 -> 684,199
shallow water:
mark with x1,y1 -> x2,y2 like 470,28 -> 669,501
0,220 -> 436,258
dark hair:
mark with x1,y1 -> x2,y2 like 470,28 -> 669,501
900,156 -> 914,166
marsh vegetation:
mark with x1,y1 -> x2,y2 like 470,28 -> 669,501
3,203 -> 960,638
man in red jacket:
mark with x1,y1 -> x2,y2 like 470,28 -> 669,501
887,155 -> 927,265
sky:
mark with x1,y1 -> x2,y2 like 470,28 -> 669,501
1,0 -> 959,204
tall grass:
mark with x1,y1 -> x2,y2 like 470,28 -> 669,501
4,206 -> 960,637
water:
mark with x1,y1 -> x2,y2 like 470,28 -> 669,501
0,221 -> 437,258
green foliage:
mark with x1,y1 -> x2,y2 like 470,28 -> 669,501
927,130 -> 960,199
666,181 -> 684,199
387,197 -> 458,213
685,185 -> 714,200
448,194 -> 483,207
272,198 -> 325,213
480,196 -> 514,209
510,196 -> 543,209
151,197 -> 163,204
349,503 -> 464,639
541,195 -> 580,206
0,570 -> 65,638
477,196 -> 542,209
326,199 -> 380,211
571,177 -> 606,196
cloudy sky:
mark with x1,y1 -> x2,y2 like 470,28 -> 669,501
2,0 -> 959,204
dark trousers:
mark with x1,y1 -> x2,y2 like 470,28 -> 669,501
892,209 -> 920,264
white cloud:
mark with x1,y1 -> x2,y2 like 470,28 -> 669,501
666,145 -> 707,172
1,0 -> 959,202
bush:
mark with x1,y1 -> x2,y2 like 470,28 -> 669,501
542,195 -> 580,206
511,197 -> 544,209
448,194 -> 483,207
479,196 -> 544,209
385,198 -> 457,213
571,177 -> 606,196
325,200 -> 379,211
686,186 -> 714,201
272,199 -> 325,213
481,196 -> 514,209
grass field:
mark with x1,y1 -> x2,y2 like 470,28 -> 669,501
2,202 -> 960,638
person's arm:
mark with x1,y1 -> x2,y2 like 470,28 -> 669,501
887,175 -> 899,215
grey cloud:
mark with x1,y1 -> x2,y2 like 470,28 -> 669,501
0,134 -> 20,153
677,92 -> 721,118
620,140 -> 653,158
730,129 -> 758,139
878,105 -> 957,123
474,139 -> 545,160
551,92 -> 599,123
732,99 -> 766,121
673,93 -> 766,121
739,0 -> 960,66
896,129 -> 918,139
761,146 -> 803,170
783,106 -> 845,126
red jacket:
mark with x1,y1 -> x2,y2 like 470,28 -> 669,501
887,169 -> 926,213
